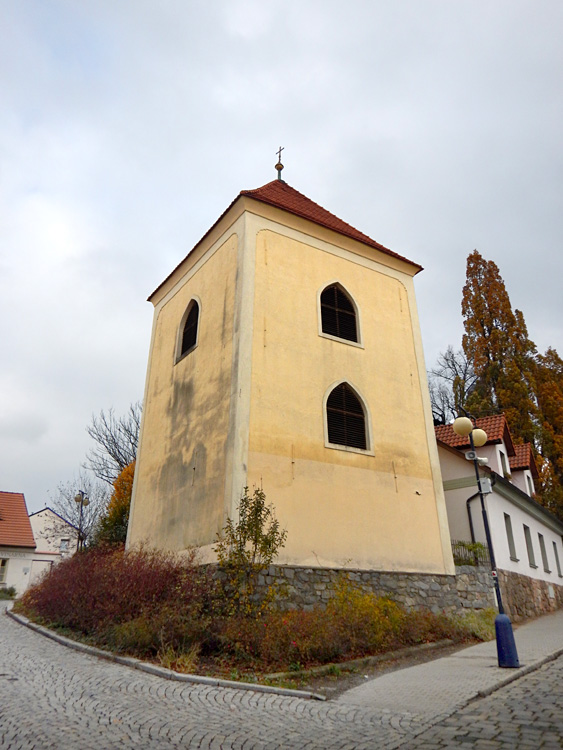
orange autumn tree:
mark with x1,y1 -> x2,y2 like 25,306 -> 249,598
450,249 -> 563,520
95,461 -> 135,545
534,349 -> 563,518
461,250 -> 538,445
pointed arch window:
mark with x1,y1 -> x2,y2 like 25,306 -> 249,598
320,284 -> 358,343
326,382 -> 367,450
177,300 -> 199,361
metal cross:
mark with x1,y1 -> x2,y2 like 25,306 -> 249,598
275,146 -> 285,179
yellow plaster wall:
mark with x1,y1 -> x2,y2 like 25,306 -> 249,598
128,234 -> 238,551
247,229 -> 448,572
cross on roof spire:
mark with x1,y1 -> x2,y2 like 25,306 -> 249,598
275,146 -> 284,180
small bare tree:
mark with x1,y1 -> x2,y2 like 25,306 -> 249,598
49,472 -> 109,548
84,402 -> 142,485
428,347 -> 477,424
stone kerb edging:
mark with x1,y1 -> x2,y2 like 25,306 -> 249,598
473,646 -> 563,700
266,639 -> 455,680
6,609 -> 326,702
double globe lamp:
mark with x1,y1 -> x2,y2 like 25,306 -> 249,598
452,416 -> 519,668
74,490 -> 90,552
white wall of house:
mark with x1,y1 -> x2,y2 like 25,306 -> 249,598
511,468 -> 535,497
1,547 -> 61,596
29,509 -> 77,558
484,487 -> 563,583
439,441 -> 563,589
0,548 -> 35,595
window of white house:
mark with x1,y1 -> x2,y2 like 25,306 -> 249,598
504,513 -> 518,561
526,474 -> 534,496
326,382 -> 368,451
499,450 -> 509,477
319,284 -> 359,344
0,559 -> 7,584
523,525 -> 537,568
60,538 -> 70,552
538,533 -> 550,573
553,541 -> 562,578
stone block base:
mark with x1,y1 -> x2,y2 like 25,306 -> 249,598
235,564 -> 563,620
498,569 -> 563,621
254,565 -> 496,615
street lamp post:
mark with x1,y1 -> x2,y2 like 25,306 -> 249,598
74,490 -> 90,552
452,415 -> 520,668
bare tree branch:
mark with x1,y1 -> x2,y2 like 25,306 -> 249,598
49,472 -> 109,547
428,347 -> 477,424
84,402 -> 142,485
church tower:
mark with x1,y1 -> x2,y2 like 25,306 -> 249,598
127,168 -> 454,575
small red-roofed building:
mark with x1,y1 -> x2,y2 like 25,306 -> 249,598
0,492 -> 76,596
0,491 -> 37,595
435,416 -> 563,619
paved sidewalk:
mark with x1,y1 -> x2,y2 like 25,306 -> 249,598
338,607 -> 563,725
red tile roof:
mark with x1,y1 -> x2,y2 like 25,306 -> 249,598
510,443 -> 540,480
435,414 -> 515,456
149,178 -> 422,301
240,181 -> 422,270
0,491 -> 36,548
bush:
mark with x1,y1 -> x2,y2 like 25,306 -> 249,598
220,608 -> 342,667
401,606 -> 497,645
18,546 -> 496,673
19,545 -> 219,656
219,580 -> 409,669
0,586 -> 16,600
215,486 -> 287,616
326,578 -> 406,655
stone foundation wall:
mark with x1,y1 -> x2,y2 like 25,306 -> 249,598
250,564 -> 563,619
454,566 -> 496,610
255,565 -> 495,614
498,569 -> 563,621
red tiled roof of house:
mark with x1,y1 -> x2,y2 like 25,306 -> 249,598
149,178 -> 422,301
0,491 -> 36,548
510,443 -> 540,480
435,414 -> 515,456
240,181 -> 422,270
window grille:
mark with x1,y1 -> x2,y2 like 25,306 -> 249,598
180,301 -> 199,357
451,540 -> 490,566
326,383 -> 367,450
320,285 -> 358,343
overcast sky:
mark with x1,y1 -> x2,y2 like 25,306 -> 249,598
2,1 -> 562,514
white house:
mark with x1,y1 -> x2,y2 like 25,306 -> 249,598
29,507 -> 78,565
436,415 -> 563,618
0,492 -> 75,596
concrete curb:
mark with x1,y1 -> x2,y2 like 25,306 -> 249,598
266,639 -> 455,680
6,609 -> 326,701
473,646 -> 563,699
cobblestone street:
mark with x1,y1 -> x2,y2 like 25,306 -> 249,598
1,604 -> 562,749
0,607 -> 432,750
407,655 -> 563,748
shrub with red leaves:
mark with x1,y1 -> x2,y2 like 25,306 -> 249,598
19,545 -> 219,654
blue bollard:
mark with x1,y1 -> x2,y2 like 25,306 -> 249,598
495,614 -> 519,668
